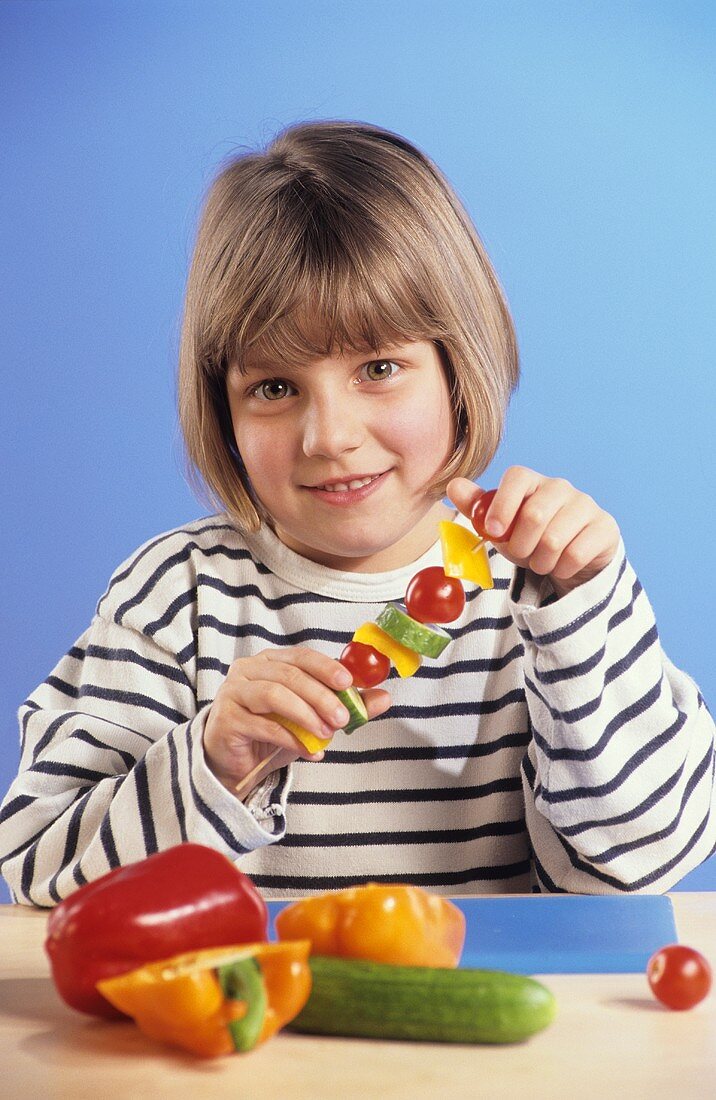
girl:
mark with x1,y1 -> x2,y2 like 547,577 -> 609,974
1,120 -> 713,904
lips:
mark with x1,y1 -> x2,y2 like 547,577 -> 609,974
304,470 -> 390,504
312,474 -> 383,493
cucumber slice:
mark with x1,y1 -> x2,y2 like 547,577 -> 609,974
335,686 -> 369,734
375,602 -> 451,658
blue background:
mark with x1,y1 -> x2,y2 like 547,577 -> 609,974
1,1 -> 714,900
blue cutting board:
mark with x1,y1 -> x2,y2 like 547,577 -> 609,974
266,895 -> 677,974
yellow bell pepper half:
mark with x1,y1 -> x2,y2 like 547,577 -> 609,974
439,521 -> 494,589
96,940 -> 312,1058
276,883 -> 465,969
353,621 -> 422,678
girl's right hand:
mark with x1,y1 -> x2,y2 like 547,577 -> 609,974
202,646 -> 392,796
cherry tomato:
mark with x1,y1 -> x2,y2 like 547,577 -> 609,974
470,488 -> 517,542
647,944 -> 712,1010
339,641 -> 391,689
404,566 -> 466,624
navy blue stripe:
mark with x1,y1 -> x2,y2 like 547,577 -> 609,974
134,758 -> 158,855
531,852 -> 568,893
517,554 -> 628,646
390,690 -> 526,721
248,860 -> 532,891
83,644 -> 194,690
279,818 -> 526,848
100,802 -> 121,868
571,742 -> 713,865
525,624 -> 659,727
97,520 -> 236,615
31,761 -> 115,783
185,720 -> 252,853
289,776 -> 522,806
74,685 -> 189,726
555,808 -> 711,892
533,578 -> 643,684
144,587 -> 197,636
317,730 -> 530,766
530,672 -> 679,763
70,729 -> 137,771
0,793 -> 36,826
536,705 -> 688,803
47,787 -> 95,903
20,843 -> 38,906
167,729 -> 188,843
32,711 -> 79,763
558,757 -> 686,836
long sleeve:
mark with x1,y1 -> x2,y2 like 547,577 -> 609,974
512,541 -> 716,893
0,612 -> 290,908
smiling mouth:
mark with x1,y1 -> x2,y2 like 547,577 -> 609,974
311,474 -> 383,493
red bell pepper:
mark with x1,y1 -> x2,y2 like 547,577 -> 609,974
45,843 -> 268,1019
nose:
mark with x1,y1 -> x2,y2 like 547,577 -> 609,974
300,388 -> 365,458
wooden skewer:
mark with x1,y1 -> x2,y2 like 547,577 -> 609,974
234,746 -> 283,799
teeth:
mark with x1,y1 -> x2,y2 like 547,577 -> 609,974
318,475 -> 378,492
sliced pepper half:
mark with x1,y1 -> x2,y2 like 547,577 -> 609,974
439,521 -> 494,589
96,940 -> 312,1058
275,883 -> 465,969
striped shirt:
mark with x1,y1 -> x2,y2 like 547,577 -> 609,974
1,512 -> 714,905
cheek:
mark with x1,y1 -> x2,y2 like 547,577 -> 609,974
234,421 -> 291,485
385,384 -> 455,464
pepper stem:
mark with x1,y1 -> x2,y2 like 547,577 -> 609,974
217,957 -> 267,1051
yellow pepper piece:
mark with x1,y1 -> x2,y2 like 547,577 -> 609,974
439,520 -> 494,589
276,883 -> 466,969
96,941 -> 313,1058
353,622 -> 422,678
266,714 -> 331,754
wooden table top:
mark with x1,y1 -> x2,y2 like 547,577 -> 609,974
1,893 -> 714,1099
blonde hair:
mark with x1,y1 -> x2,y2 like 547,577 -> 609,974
178,119 -> 519,532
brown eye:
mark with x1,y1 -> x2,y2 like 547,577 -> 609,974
255,379 -> 294,401
365,360 -> 399,382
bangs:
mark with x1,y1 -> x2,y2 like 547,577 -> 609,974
227,187 -> 449,375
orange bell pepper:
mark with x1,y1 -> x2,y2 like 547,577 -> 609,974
275,883 -> 465,969
96,940 -> 312,1058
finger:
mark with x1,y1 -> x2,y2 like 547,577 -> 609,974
480,466 -> 542,540
361,687 -> 392,720
262,646 -> 353,691
227,699 -> 315,756
242,657 -> 352,732
500,477 -> 574,560
239,680 -> 344,744
549,514 -> 621,582
525,495 -> 597,575
445,476 -> 483,518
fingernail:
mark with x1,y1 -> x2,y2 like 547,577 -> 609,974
486,517 -> 504,536
321,721 -> 336,737
333,706 -> 349,726
334,668 -> 352,688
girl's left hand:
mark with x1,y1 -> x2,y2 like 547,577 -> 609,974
446,467 -> 622,598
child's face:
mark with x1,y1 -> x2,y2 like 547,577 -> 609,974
225,339 -> 457,571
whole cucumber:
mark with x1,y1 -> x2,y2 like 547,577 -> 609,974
288,956 -> 557,1044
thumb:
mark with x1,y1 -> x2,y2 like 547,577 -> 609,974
446,476 -> 484,520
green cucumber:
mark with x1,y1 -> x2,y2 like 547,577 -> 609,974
217,957 -> 267,1051
335,686 -> 369,734
375,602 -> 451,658
288,956 -> 557,1044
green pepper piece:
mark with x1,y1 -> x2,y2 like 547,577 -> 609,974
217,957 -> 267,1051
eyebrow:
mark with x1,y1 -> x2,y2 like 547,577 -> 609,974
237,343 -> 415,376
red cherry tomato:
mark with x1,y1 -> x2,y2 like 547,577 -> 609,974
647,944 -> 712,1010
404,566 -> 466,624
339,641 -> 391,689
470,489 -> 517,542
